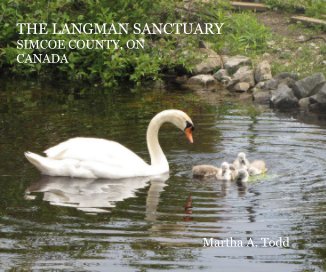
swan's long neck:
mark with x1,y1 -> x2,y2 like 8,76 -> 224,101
146,112 -> 170,171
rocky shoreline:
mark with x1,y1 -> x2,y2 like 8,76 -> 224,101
177,47 -> 326,113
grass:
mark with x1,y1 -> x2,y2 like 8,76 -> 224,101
264,25 -> 326,78
245,10 -> 326,79
263,0 -> 326,19
219,12 -> 271,55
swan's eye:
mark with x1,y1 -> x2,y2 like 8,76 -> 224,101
185,121 -> 194,131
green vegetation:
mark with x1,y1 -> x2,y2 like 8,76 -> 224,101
264,0 -> 326,18
0,0 -> 324,86
222,12 -> 271,54
264,0 -> 307,11
260,19 -> 326,78
0,0 -> 272,86
1,0 -> 196,86
268,38 -> 325,78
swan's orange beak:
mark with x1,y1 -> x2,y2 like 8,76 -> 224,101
185,127 -> 194,143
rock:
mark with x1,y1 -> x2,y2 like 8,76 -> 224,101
274,72 -> 299,81
185,74 -> 218,91
263,75 -> 297,91
193,48 -> 222,74
312,81 -> 326,95
233,82 -> 250,92
292,73 -> 325,99
255,81 -> 265,89
263,78 -> 279,90
309,82 -> 326,111
279,77 -> 296,89
214,69 -> 231,85
254,60 -> 272,82
299,97 -> 311,109
228,66 -> 255,88
224,55 -> 251,73
298,35 -> 306,42
221,76 -> 232,85
214,69 -> 229,81
253,90 -> 272,104
270,84 -> 299,109
221,55 -> 230,63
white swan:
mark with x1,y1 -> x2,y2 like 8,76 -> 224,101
25,109 -> 194,179
233,152 -> 250,170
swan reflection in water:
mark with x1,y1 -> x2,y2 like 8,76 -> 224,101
25,174 -> 169,214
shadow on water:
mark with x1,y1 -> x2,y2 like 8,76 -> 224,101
0,79 -> 325,271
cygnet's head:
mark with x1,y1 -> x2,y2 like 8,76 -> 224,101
221,162 -> 230,175
221,162 -> 230,170
237,169 -> 249,182
238,152 -> 247,163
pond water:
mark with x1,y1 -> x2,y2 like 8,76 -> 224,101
0,80 -> 325,271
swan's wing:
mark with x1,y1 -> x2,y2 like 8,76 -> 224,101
44,137 -> 149,168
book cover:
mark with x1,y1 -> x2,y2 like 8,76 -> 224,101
0,0 -> 325,271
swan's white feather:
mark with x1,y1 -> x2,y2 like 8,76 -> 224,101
25,137 -> 152,179
44,137 -> 148,167
24,110 -> 194,179
25,138 -> 152,179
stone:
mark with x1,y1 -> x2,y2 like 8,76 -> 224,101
263,78 -> 279,90
221,55 -> 230,63
186,74 -> 218,91
253,90 -> 272,104
214,69 -> 229,81
274,72 -> 299,81
309,82 -> 326,111
254,60 -> 272,82
233,82 -> 250,92
228,66 -> 255,87
224,55 -> 252,73
263,76 -> 296,91
312,81 -> 326,96
193,48 -> 222,74
292,73 -> 325,99
281,77 -> 297,89
221,76 -> 232,85
255,81 -> 265,89
270,84 -> 299,109
298,35 -> 306,42
299,97 -> 311,109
